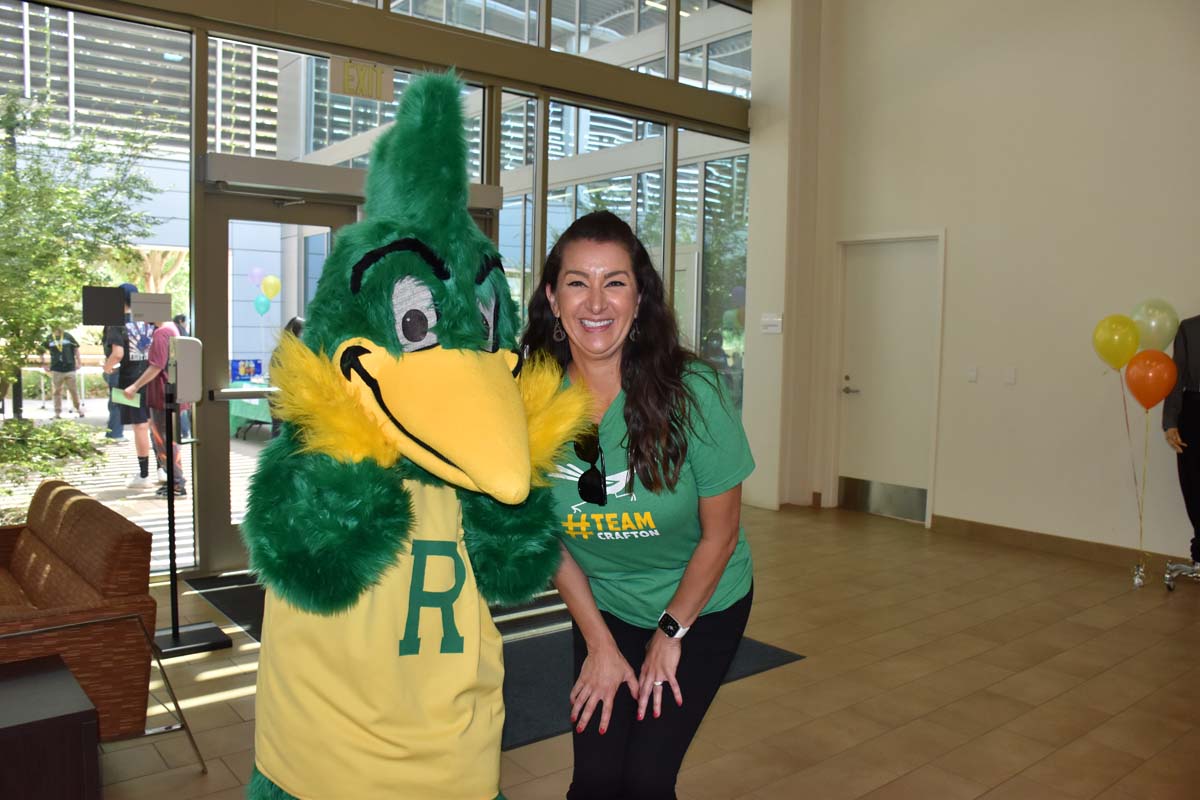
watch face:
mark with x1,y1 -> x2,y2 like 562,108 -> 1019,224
659,614 -> 680,637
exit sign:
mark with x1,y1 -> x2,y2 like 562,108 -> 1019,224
330,57 -> 395,102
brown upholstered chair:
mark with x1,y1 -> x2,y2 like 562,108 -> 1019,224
0,480 -> 156,741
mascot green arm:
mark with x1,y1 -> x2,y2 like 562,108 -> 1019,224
241,427 -> 413,615
460,485 -> 561,606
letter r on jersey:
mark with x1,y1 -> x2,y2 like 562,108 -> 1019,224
398,540 -> 467,656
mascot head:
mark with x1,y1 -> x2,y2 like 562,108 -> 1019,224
272,72 -> 530,504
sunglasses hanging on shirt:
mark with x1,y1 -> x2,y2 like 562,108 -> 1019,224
575,427 -> 607,507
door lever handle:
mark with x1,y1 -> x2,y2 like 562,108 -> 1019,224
842,387 -> 861,395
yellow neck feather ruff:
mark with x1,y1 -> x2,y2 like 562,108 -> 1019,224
269,333 -> 591,486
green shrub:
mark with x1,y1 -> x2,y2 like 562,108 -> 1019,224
0,419 -> 107,495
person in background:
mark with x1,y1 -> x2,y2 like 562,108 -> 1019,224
270,316 -> 304,438
123,319 -> 185,497
42,326 -> 84,419
172,313 -> 192,439
102,317 -> 124,440
521,211 -> 755,800
1164,313 -> 1200,568
103,283 -> 156,490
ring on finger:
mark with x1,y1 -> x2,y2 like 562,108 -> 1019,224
653,680 -> 664,686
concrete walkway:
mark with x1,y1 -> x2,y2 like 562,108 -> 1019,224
2,393 -> 267,574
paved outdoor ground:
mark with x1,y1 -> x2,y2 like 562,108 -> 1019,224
2,392 -> 266,574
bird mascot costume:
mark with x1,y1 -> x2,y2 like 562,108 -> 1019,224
241,72 -> 589,800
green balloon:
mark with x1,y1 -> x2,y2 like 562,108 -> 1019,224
253,293 -> 271,316
1131,298 -> 1179,351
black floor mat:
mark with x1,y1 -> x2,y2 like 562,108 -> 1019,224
187,575 -> 804,750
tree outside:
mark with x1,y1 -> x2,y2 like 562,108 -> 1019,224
0,92 -> 158,418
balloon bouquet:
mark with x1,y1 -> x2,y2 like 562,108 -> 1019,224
248,267 -> 282,316
1092,299 -> 1179,588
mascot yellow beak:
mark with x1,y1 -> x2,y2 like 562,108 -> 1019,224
335,338 -> 530,505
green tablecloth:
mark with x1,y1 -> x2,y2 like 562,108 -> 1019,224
229,397 -> 272,437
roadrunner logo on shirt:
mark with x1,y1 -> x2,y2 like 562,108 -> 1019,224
550,462 -> 660,540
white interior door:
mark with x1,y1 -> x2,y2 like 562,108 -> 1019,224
838,237 -> 941,523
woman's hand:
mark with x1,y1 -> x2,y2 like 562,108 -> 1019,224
637,631 -> 683,721
571,644 -> 639,736
1166,427 -> 1187,455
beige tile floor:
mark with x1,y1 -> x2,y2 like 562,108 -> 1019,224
101,506 -> 1200,799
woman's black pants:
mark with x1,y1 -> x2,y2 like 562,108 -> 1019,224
566,588 -> 752,800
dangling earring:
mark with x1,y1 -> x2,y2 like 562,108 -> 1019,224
628,321 -> 640,343
553,317 -> 566,342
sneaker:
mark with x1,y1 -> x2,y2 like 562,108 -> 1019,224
157,468 -> 168,485
126,474 -> 156,490
77,409 -> 85,418
156,484 -> 186,498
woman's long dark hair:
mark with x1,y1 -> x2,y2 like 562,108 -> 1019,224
521,211 -> 699,493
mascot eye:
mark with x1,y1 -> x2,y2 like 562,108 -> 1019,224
478,295 -> 498,353
392,276 -> 439,352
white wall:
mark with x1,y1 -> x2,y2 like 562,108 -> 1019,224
802,0 -> 1200,555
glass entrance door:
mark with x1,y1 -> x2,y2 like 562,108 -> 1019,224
193,193 -> 357,574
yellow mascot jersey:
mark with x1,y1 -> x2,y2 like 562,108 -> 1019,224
254,481 -> 504,800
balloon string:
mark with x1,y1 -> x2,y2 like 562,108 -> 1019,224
1119,371 -> 1142,519
1138,410 -> 1151,569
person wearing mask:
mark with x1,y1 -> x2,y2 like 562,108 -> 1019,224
521,211 -> 755,800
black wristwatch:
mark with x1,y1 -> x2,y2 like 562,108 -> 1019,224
657,611 -> 690,639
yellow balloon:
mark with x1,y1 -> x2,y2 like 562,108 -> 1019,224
260,274 -> 281,300
1092,314 -> 1139,370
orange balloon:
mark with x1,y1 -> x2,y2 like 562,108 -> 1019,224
1124,350 -> 1178,410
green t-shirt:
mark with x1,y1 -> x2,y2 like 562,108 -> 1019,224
550,367 -> 755,628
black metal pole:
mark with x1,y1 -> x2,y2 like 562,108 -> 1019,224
165,385 -> 179,638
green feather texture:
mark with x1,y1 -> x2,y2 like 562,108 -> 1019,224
242,430 -> 413,615
301,70 -> 517,360
247,769 -> 299,800
460,486 -> 562,606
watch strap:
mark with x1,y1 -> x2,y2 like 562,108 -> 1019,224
657,611 -> 690,639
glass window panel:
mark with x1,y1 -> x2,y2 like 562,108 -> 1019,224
295,56 -> 482,181
635,170 -> 662,255
580,0 -> 634,52
637,119 -> 664,141
498,194 -> 532,312
548,101 -> 577,160
580,107 -> 635,154
679,45 -> 704,89
675,162 -> 700,246
707,31 -> 751,98
576,175 -> 632,224
413,0 -> 445,23
448,0 -> 483,31
0,5 -> 192,157
208,39 -> 280,157
637,57 -> 665,78
390,0 -> 411,12
546,187 -> 575,253
500,93 -> 537,310
550,0 -> 578,53
639,1 -> 666,42
673,161 -> 700,346
551,0 -> 664,70
500,92 -> 535,170
303,230 -> 330,309
700,153 -> 749,409
0,1 -> 196,571
486,0 -> 531,42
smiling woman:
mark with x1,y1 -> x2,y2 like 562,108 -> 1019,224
520,210 -> 755,800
